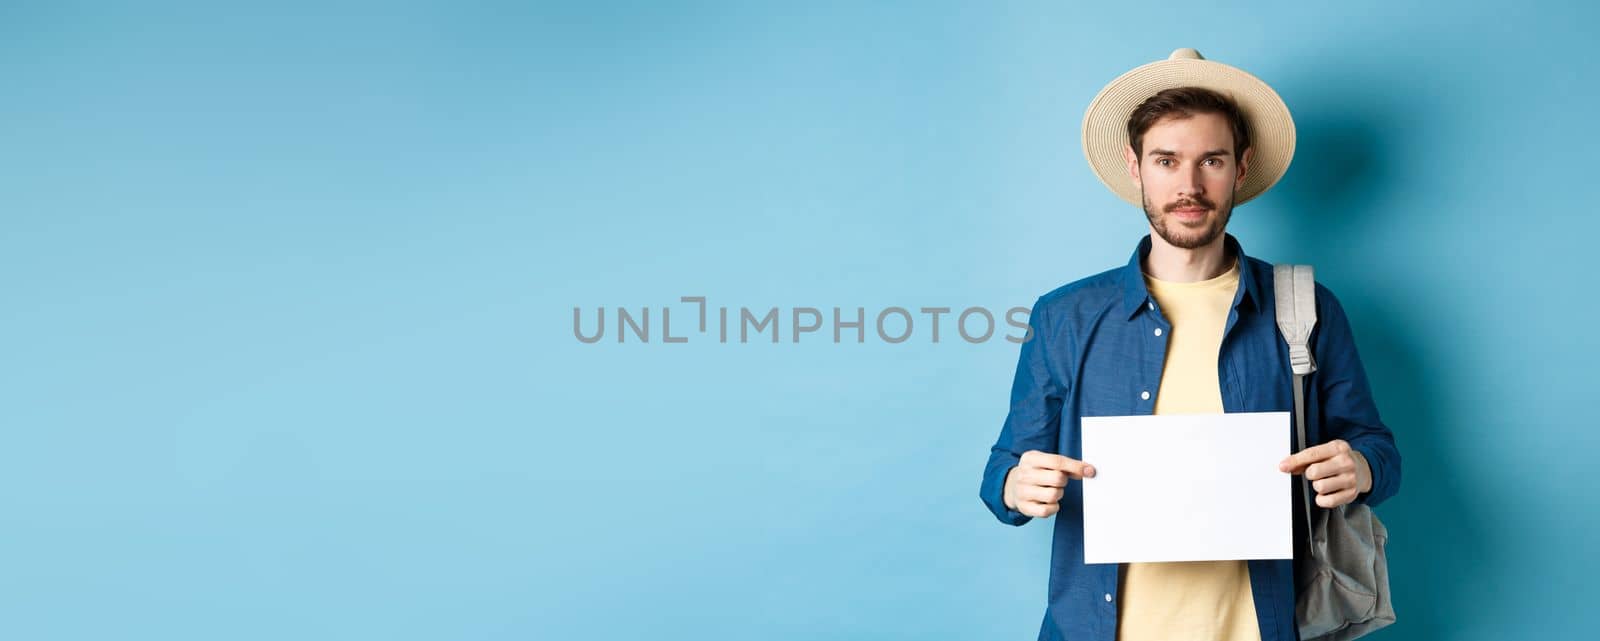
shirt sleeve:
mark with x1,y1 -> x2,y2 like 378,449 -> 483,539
1310,283 -> 1402,508
979,297 -> 1068,525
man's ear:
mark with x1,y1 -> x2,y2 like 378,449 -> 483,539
1123,145 -> 1141,188
1235,146 -> 1255,190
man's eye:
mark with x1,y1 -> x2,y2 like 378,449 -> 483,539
1204,158 -> 1222,167
1157,158 -> 1172,167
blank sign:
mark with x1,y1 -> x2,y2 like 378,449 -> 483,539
1080,411 -> 1293,564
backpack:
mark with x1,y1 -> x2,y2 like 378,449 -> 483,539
1274,264 -> 1397,640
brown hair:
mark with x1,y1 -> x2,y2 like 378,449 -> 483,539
1126,87 -> 1251,161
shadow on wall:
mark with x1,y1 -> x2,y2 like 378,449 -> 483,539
1269,87 -> 1501,640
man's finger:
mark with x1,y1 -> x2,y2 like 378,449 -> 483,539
1306,457 -> 1355,481
1279,443 -> 1334,472
1022,484 -> 1064,504
1021,500 -> 1061,518
1033,453 -> 1097,478
1028,468 -> 1070,489
1312,475 -> 1354,494
1279,441 -> 1347,473
1316,487 -> 1358,508
1024,495 -> 1062,511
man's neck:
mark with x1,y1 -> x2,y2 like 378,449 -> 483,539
1143,229 -> 1234,283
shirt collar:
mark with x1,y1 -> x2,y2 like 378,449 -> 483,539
1121,232 -> 1260,320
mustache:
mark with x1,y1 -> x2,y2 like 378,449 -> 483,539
1165,197 -> 1216,212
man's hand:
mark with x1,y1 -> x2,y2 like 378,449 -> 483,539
1003,450 -> 1096,518
1279,439 -> 1372,509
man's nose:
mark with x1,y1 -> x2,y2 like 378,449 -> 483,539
1178,168 -> 1206,199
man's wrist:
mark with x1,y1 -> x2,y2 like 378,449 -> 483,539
1002,466 -> 1018,510
1352,450 -> 1373,494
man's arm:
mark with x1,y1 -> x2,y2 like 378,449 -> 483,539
979,298 -> 1067,525
1308,283 -> 1402,508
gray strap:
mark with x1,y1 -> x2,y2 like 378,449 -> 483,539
1273,264 -> 1319,539
1274,264 -> 1318,377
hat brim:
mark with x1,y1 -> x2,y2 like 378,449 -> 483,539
1081,57 -> 1295,207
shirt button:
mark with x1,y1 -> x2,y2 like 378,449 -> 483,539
1153,327 -> 1163,337
1147,302 -> 1154,310
1140,391 -> 1150,400
1105,593 -> 1114,602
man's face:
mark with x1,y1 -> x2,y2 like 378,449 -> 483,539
1123,112 -> 1253,250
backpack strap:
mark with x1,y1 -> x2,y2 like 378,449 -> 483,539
1274,264 -> 1319,536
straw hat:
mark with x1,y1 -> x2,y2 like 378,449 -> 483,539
1081,48 -> 1296,207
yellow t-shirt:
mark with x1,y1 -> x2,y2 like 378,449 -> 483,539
1116,257 -> 1261,641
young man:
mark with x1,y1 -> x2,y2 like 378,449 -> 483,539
977,49 -> 1401,641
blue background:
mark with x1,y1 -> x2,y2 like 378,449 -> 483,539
3,1 -> 1594,639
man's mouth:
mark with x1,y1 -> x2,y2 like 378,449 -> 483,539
1171,208 -> 1208,220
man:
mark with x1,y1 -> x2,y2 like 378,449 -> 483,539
977,49 -> 1401,641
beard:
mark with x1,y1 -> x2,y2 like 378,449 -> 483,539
1142,186 -> 1235,250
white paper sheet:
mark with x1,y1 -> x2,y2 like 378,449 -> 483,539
1080,411 -> 1292,564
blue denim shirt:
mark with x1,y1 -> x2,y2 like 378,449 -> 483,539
979,233 -> 1401,641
